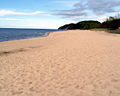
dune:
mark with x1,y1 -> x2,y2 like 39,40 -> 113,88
0,30 -> 120,96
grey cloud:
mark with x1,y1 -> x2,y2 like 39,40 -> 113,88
54,9 -> 87,18
53,0 -> 120,19
87,0 -> 120,15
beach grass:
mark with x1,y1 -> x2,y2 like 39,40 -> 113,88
91,28 -> 120,34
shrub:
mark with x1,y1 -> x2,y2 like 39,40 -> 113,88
101,18 -> 120,30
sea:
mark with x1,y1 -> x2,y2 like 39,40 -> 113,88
0,28 -> 61,42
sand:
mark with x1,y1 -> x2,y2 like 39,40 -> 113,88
0,30 -> 120,96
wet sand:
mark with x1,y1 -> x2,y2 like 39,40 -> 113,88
0,30 -> 120,96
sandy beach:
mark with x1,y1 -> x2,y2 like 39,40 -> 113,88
0,30 -> 120,96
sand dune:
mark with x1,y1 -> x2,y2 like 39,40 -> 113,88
0,30 -> 120,96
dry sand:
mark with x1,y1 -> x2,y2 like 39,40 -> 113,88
0,30 -> 120,96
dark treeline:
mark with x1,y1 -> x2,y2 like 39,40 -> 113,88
101,17 -> 120,30
58,16 -> 120,30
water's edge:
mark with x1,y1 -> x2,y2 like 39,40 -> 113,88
0,28 -> 63,42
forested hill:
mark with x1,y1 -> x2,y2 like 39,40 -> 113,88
58,17 -> 120,30
58,21 -> 101,30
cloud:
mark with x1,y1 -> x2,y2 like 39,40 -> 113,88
97,16 -> 107,21
0,10 -> 44,16
0,18 -> 24,21
54,0 -> 80,7
87,0 -> 120,15
53,0 -> 120,21
54,9 -> 87,18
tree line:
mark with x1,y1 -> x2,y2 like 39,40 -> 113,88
58,16 -> 120,30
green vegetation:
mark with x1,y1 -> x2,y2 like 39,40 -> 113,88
58,15 -> 120,34
58,21 -> 101,30
101,16 -> 120,30
92,28 -> 120,34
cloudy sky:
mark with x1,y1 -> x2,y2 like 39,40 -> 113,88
0,0 -> 120,29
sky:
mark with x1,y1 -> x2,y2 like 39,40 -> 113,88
0,0 -> 120,29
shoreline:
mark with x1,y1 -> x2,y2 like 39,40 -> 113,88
0,31 -> 51,43
0,30 -> 65,53
0,29 -> 67,44
0,28 -> 63,43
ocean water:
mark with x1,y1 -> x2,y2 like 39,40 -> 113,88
0,28 -> 60,42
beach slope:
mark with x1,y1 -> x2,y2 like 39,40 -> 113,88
0,30 -> 120,96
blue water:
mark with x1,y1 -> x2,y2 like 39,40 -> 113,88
0,28 -> 60,42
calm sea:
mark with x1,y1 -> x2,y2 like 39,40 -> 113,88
0,28 -> 60,42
